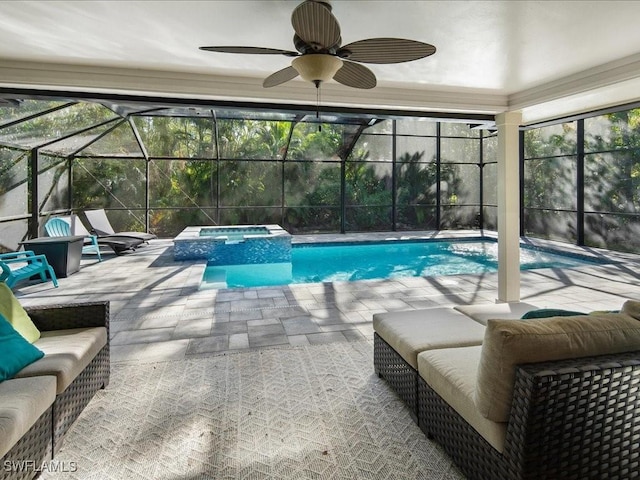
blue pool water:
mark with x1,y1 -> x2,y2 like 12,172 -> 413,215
201,240 -> 603,289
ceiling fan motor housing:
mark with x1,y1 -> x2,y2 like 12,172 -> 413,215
292,54 -> 344,85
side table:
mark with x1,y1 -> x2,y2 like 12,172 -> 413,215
20,236 -> 85,278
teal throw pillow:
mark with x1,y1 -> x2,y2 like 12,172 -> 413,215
0,312 -> 44,382
521,308 -> 586,319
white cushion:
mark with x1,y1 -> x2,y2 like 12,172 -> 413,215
417,346 -> 507,452
0,376 -> 56,458
15,327 -> 107,394
373,308 -> 485,369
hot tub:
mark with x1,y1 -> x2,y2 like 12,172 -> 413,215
173,225 -> 292,263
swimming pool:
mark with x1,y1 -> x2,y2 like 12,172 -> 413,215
201,239 -> 605,289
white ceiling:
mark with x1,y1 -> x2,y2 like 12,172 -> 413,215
2,0 -> 640,124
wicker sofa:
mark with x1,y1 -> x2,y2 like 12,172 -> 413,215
0,300 -> 110,480
374,301 -> 640,480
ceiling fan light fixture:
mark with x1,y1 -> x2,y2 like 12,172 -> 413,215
200,0 -> 436,90
292,54 -> 343,85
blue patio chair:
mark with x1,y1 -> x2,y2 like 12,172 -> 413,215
0,251 -> 59,289
45,217 -> 102,262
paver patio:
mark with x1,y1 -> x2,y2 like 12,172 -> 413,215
12,232 -> 640,364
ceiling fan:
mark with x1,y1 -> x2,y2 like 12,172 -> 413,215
199,0 -> 436,90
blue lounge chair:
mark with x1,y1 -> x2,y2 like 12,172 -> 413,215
0,251 -> 59,289
45,217 -> 102,262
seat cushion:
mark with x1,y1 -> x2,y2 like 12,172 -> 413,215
621,300 -> 640,320
454,302 -> 540,326
14,327 -> 107,394
0,376 -> 57,458
373,307 -> 485,369
0,313 -> 44,382
0,283 -> 41,343
417,346 -> 507,452
475,312 -> 640,422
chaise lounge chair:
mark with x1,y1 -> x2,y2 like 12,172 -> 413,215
51,215 -> 143,255
0,251 -> 59,289
84,209 -> 157,243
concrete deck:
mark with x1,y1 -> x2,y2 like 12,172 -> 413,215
12,231 -> 640,364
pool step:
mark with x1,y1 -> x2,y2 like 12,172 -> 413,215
200,267 -> 228,289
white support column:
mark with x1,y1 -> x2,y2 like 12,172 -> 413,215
496,111 -> 522,303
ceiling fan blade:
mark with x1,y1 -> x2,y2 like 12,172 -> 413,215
339,38 -> 436,64
291,0 -> 341,49
333,61 -> 376,89
263,66 -> 299,88
200,46 -> 298,57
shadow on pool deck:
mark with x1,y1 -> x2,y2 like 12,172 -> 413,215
11,231 -> 640,364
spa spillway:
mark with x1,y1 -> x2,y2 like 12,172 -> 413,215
173,225 -> 292,263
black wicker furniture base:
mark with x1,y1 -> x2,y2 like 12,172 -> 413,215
50,346 -> 110,453
374,332 -> 418,422
26,301 -> 110,455
0,407 -> 52,480
418,377 -> 506,480
418,351 -> 640,480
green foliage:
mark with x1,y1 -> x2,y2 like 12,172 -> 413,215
1,100 -> 489,237
524,109 -> 640,251
72,157 -> 146,212
0,148 -> 28,215
395,151 -> 435,228
6,96 -> 640,250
